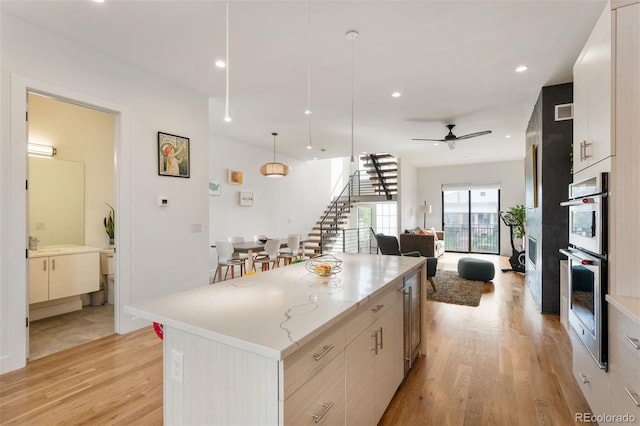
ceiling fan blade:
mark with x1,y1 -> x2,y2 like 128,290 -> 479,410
454,130 -> 492,140
411,138 -> 446,142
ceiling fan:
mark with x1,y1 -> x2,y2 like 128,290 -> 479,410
412,124 -> 492,150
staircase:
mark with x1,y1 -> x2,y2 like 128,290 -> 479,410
303,153 -> 398,255
360,153 -> 398,199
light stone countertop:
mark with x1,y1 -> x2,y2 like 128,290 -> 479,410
125,253 -> 424,360
606,294 -> 640,323
28,244 -> 102,258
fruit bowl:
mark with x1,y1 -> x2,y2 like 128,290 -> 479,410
305,254 -> 343,277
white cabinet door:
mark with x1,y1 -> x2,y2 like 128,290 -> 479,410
573,5 -> 612,174
28,258 -> 49,304
373,299 -> 404,423
345,326 -> 375,426
48,252 -> 100,299
611,2 -> 640,297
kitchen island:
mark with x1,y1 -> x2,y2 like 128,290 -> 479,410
125,253 -> 426,425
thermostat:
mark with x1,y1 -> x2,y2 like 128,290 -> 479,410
158,197 -> 169,207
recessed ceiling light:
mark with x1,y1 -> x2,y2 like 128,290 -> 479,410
215,60 -> 226,68
515,65 -> 528,73
391,92 -> 401,98
313,157 -> 318,160
93,0 -> 105,3
433,142 -> 440,146
224,116 -> 232,122
304,110 -> 311,115
505,134 -> 512,138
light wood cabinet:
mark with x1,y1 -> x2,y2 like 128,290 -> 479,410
28,258 -> 49,304
560,260 -> 569,332
284,352 -> 345,426
610,1 -> 640,297
28,251 -> 100,303
573,4 -> 612,174
345,283 -> 404,425
571,330 -> 611,415
607,304 -> 640,418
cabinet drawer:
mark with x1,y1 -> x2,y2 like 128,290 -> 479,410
610,382 -> 640,419
608,306 -> 640,396
283,323 -> 345,400
284,352 -> 345,426
571,330 -> 610,415
345,286 -> 401,344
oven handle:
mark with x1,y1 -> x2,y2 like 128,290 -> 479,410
559,249 -> 601,266
560,195 -> 604,207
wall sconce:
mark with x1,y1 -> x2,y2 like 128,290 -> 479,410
419,202 -> 432,228
28,143 -> 56,157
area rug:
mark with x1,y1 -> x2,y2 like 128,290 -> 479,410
427,270 -> 487,307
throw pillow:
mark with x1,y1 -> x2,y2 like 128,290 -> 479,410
418,228 -> 434,236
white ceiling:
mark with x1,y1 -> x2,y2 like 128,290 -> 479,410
1,0 -> 607,167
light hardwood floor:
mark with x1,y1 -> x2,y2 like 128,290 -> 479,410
1,254 -> 589,425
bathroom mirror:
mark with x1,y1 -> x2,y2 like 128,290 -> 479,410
28,157 -> 85,246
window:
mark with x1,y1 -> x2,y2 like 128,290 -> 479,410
375,203 -> 397,236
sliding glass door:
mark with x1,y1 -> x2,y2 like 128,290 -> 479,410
442,186 -> 500,254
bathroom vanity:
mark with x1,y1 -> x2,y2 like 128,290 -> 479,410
28,245 -> 100,320
126,253 -> 426,425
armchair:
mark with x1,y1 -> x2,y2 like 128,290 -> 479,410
375,233 -> 437,291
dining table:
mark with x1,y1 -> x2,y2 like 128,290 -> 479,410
230,239 -> 289,271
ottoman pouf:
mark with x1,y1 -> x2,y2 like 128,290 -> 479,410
457,257 -> 495,281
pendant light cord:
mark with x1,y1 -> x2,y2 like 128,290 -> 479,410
224,1 -> 231,122
307,2 -> 312,149
350,33 -> 355,163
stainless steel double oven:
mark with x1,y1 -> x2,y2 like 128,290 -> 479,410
560,172 -> 609,369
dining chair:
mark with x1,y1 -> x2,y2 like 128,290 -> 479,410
212,241 -> 246,283
253,239 -> 280,271
277,234 -> 301,266
228,236 -> 250,260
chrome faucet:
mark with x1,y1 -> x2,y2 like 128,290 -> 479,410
29,236 -> 39,251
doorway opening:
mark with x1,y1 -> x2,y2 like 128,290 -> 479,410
27,92 -> 116,360
442,186 -> 501,254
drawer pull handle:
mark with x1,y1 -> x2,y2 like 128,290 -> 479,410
578,372 -> 589,384
379,327 -> 384,350
625,387 -> 640,407
313,344 -> 335,361
43,260 -> 47,271
624,335 -> 640,350
373,332 -> 379,355
312,402 -> 334,423
371,304 -> 384,313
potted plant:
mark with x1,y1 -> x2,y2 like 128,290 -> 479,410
104,202 -> 115,245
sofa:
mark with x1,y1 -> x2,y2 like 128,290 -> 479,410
399,227 -> 445,258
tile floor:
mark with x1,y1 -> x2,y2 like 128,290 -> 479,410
28,303 -> 114,361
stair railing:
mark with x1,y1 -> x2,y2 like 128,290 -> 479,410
368,154 -> 392,200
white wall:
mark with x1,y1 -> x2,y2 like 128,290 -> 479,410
1,14 -> 209,373
208,129 -> 334,272
416,160 -> 525,256
398,159 -> 418,234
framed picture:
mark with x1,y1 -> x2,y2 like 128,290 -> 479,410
228,169 -> 243,185
158,132 -> 190,178
209,180 -> 221,196
239,191 -> 254,206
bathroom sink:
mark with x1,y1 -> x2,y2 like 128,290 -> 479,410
37,248 -> 63,253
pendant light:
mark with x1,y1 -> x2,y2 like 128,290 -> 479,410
346,30 -> 359,163
224,1 -> 232,122
260,132 -> 289,178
